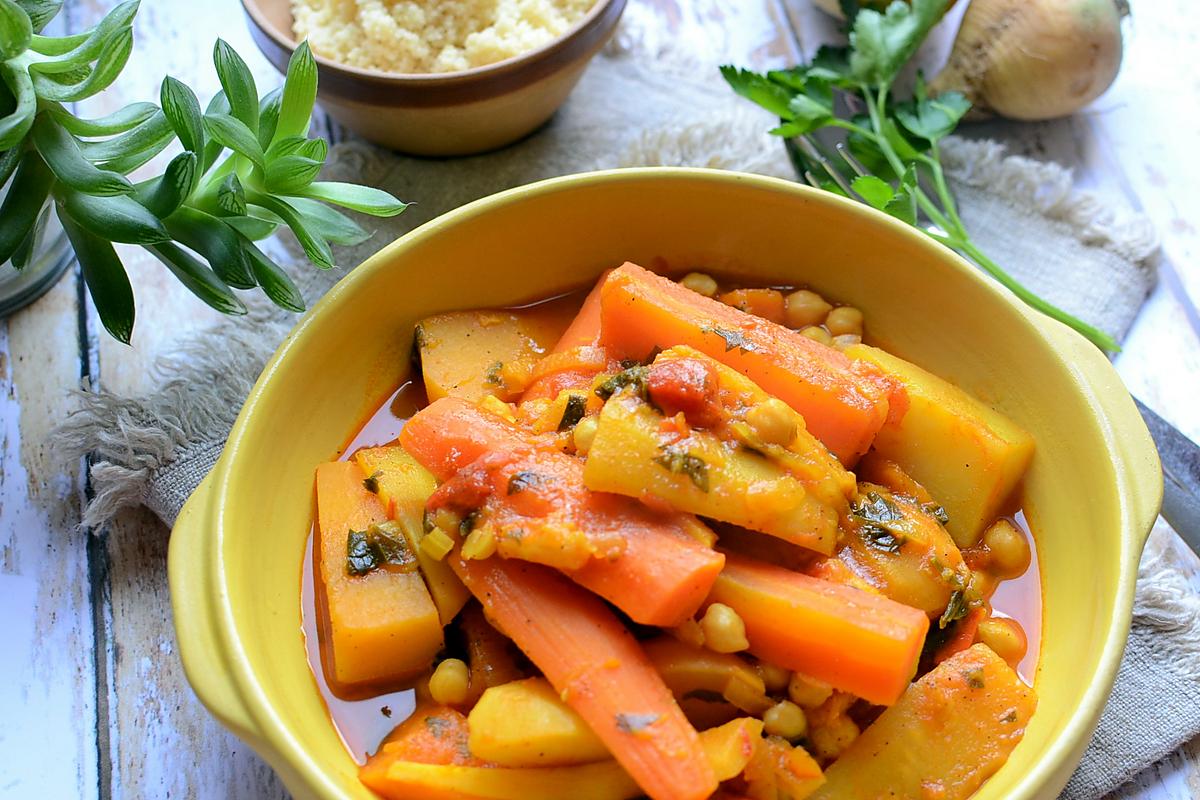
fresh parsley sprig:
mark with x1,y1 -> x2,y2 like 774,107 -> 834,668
722,0 -> 1118,352
0,0 -> 407,343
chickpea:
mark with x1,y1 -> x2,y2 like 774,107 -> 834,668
800,325 -> 833,346
977,617 -> 1028,666
831,333 -> 862,350
428,658 -> 470,705
784,289 -> 832,329
763,700 -> 808,740
809,715 -> 860,761
572,415 -> 598,455
788,673 -> 833,709
825,306 -> 864,337
966,569 -> 998,602
745,398 -> 797,446
983,519 -> 1031,579
699,603 -> 750,653
680,272 -> 719,297
756,661 -> 792,694
433,508 -> 462,535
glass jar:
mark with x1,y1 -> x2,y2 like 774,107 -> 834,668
0,193 -> 73,318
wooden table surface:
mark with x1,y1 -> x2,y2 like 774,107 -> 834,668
2,0 -> 1199,798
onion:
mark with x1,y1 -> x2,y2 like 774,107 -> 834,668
929,0 -> 1127,120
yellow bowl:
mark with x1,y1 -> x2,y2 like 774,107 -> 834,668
169,168 -> 1161,800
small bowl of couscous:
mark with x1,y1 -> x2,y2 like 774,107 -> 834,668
244,0 -> 626,155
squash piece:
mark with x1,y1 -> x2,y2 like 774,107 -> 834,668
700,717 -> 766,781
375,760 -> 641,800
597,262 -> 898,462
742,736 -> 825,800
707,552 -> 930,706
839,482 -> 970,615
468,677 -> 611,767
643,636 -> 773,716
314,462 -> 443,693
416,303 -> 575,403
582,347 -> 855,554
354,446 -> 471,624
809,645 -> 1036,800
846,344 -> 1035,546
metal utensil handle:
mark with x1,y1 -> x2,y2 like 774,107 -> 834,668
1135,398 -> 1200,553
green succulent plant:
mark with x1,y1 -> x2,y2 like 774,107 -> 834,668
0,0 -> 406,342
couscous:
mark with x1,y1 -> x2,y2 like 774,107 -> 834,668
292,0 -> 596,74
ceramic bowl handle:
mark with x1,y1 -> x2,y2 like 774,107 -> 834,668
168,475 -> 260,739
1033,316 -> 1163,555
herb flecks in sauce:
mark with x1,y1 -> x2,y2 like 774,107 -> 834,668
362,471 -> 383,494
652,445 -> 710,492
346,521 -> 419,576
701,325 -> 759,353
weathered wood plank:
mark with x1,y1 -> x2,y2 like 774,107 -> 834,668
0,271 -> 99,800
63,0 -> 299,796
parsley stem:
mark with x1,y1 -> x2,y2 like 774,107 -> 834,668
957,238 -> 1120,351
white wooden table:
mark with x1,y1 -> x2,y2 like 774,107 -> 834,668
2,1 -> 1198,798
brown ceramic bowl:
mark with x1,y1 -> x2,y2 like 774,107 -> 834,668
243,0 -> 626,156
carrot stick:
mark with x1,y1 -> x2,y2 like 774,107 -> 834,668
451,556 -> 718,800
707,552 -> 930,706
597,262 -> 897,463
404,398 -> 724,626
400,396 -> 534,481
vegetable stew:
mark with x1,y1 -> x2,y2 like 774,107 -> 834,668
302,262 -> 1041,800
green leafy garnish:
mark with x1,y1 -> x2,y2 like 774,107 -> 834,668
0,2 -> 407,342
721,0 -> 1118,352
594,365 -> 650,401
652,445 -> 710,492
861,523 -> 904,553
921,501 -> 950,525
557,394 -> 587,431
346,521 -> 418,576
362,470 -> 382,494
852,491 -> 903,524
939,588 -> 970,629
852,491 -> 907,552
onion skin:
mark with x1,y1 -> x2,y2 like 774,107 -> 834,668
929,0 -> 1125,120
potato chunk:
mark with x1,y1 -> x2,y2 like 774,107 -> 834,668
847,344 -> 1035,546
467,678 -> 610,767
583,347 -> 854,554
809,644 -> 1036,800
417,305 -> 574,402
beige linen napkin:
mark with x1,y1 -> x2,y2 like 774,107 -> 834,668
56,20 -> 1199,800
